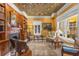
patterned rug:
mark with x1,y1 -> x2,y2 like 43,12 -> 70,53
27,40 -> 62,56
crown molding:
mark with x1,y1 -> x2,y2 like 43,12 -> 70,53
27,16 -> 51,18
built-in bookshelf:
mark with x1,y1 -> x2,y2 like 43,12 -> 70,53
69,22 -> 77,39
16,14 -> 27,40
21,17 -> 27,40
69,22 -> 76,34
0,3 -> 10,56
0,3 -> 5,40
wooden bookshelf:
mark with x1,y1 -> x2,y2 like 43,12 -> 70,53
0,3 -> 5,41
0,39 -> 9,56
0,3 -> 10,56
68,22 -> 77,39
23,16 -> 27,40
15,12 -> 27,40
69,22 -> 76,34
19,15 -> 27,40
0,3 -> 28,56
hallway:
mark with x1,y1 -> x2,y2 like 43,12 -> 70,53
27,40 -> 61,56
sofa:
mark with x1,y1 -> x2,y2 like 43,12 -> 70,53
60,36 -> 79,56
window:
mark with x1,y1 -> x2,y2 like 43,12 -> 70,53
35,25 -> 37,33
38,25 -> 40,33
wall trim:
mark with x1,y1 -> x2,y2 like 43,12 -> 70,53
57,4 -> 78,22
7,3 -> 28,18
57,3 -> 77,17
27,16 -> 51,18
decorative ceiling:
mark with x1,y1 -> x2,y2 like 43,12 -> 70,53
15,3 -> 65,16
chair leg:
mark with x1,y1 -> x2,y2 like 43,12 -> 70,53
54,43 -> 56,49
61,47 -> 63,56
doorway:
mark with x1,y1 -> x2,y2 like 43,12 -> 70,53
33,21 -> 42,36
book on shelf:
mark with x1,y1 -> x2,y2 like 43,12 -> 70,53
0,20 -> 4,23
0,13 -> 4,19
0,26 -> 4,31
0,4 -> 4,32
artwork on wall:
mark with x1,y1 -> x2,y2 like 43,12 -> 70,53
11,14 -> 17,27
42,23 -> 52,31
9,12 -> 21,34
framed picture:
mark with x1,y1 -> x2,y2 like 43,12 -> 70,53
42,23 -> 52,31
11,13 -> 17,27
